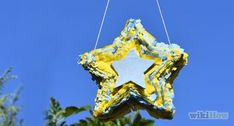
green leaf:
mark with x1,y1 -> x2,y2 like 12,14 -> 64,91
0,96 -> 8,106
132,112 -> 142,125
79,119 -> 88,125
62,106 -> 91,117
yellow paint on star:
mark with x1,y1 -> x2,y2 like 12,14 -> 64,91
79,19 -> 188,121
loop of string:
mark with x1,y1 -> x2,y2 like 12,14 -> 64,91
94,0 -> 110,49
155,0 -> 171,44
94,0 -> 171,49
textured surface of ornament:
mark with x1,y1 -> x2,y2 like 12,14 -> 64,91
79,19 -> 188,121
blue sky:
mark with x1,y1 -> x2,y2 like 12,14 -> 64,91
0,0 -> 233,125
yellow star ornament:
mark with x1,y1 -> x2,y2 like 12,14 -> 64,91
79,19 -> 188,121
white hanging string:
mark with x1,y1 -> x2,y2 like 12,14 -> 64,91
155,0 -> 171,44
94,0 -> 111,49
94,0 -> 171,47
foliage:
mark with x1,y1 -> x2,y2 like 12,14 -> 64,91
0,67 -> 23,126
72,112 -> 155,126
45,98 -> 155,126
45,97 -> 91,126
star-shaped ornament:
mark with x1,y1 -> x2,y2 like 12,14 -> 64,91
80,19 -> 188,121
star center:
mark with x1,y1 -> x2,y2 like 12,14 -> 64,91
112,49 -> 154,88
